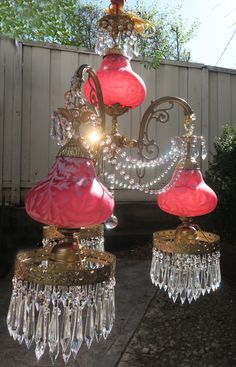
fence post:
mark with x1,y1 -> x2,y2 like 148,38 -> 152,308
11,40 -> 23,205
0,39 -> 5,204
201,66 -> 209,174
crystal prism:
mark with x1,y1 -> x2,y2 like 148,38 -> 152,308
7,278 -> 115,363
150,249 -> 221,304
85,297 -> 95,349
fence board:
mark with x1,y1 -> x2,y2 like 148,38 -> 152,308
21,46 -> 32,188
30,47 -> 50,183
2,39 -> 15,187
217,73 -> 231,131
187,68 -> 202,137
178,67 -> 188,136
49,50 -> 63,166
231,75 -> 236,123
201,68 -> 209,173
0,39 -> 5,203
208,72 -> 218,158
11,41 -> 22,204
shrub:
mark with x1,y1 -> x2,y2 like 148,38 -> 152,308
206,124 -> 236,243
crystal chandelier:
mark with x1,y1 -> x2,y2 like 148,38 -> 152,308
7,0 -> 221,364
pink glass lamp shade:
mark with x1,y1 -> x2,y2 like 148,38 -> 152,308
157,169 -> 218,217
84,53 -> 146,108
25,157 -> 114,228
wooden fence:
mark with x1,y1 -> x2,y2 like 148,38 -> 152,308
1,37 -> 236,205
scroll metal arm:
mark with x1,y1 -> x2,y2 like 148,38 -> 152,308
75,64 -> 106,131
137,96 -> 196,160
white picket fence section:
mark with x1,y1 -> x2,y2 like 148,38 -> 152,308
1,37 -> 236,204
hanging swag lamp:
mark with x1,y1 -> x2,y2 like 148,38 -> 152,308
151,135 -> 221,304
6,0 -> 221,365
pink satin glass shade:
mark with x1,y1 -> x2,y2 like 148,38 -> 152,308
25,157 -> 114,228
84,53 -> 146,108
157,169 -> 218,217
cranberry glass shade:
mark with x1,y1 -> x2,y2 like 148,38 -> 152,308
25,157 -> 114,228
84,53 -> 146,108
157,169 -> 218,217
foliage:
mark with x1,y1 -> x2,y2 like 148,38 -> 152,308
0,0 -> 103,46
206,125 -> 236,243
166,12 -> 199,62
130,1 -> 199,68
0,0 -> 199,68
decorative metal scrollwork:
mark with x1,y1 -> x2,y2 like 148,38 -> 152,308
136,96 -> 195,178
75,64 -> 106,130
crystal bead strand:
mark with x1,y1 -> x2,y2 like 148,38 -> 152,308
102,139 -> 180,169
103,157 -> 179,195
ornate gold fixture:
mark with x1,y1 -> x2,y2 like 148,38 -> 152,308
7,0 -> 221,365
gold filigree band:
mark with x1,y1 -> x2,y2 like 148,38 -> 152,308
74,224 -> 104,240
15,246 -> 116,286
153,229 -> 220,255
43,224 -> 104,241
43,225 -> 65,240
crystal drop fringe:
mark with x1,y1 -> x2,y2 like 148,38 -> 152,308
150,249 -> 221,304
95,30 -> 139,59
7,278 -> 115,364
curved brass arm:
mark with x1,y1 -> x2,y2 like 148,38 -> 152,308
74,64 -> 106,131
138,96 -> 195,143
137,96 -> 196,163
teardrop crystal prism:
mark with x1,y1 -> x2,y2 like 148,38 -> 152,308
84,303 -> 95,349
17,295 -> 26,344
6,293 -> 16,336
103,292 -> 111,340
61,305 -> 72,364
24,297 -> 35,349
71,306 -> 83,359
35,305 -> 46,361
95,298 -> 104,342
48,305 -> 60,363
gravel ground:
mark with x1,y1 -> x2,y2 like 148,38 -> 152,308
117,279 -> 236,367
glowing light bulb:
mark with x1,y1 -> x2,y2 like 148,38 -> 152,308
88,130 -> 101,144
